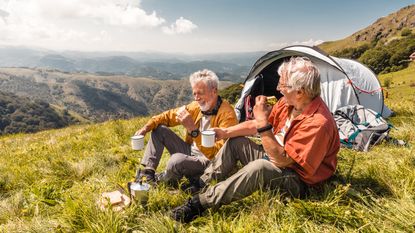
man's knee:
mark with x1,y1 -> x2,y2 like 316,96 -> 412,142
152,125 -> 169,134
166,153 -> 187,172
245,159 -> 269,171
248,161 -> 302,197
151,125 -> 173,140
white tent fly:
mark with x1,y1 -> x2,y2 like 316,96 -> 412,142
234,45 -> 393,122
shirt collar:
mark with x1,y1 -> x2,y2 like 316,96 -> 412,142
284,96 -> 322,120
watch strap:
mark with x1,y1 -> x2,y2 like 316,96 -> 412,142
257,124 -> 273,134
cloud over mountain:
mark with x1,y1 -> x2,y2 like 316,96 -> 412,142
0,0 -> 195,50
162,17 -> 198,35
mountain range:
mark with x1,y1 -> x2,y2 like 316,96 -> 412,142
0,4 -> 413,134
0,67 -> 232,122
0,46 -> 261,83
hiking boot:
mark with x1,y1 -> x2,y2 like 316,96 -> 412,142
171,195 -> 205,223
155,171 -> 166,183
180,178 -> 206,195
135,168 -> 156,183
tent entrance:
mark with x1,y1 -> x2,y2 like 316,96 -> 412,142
258,59 -> 283,99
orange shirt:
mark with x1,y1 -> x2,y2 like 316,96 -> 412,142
268,97 -> 340,185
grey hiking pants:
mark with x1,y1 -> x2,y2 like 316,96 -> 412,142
199,137 -> 307,209
140,125 -> 210,183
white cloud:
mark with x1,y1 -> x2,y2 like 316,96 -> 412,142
297,39 -> 324,46
0,0 -> 202,51
91,30 -> 112,42
0,8 -> 9,23
312,40 -> 324,46
162,17 -> 197,35
0,0 -> 167,49
3,0 -> 165,26
266,39 -> 324,50
77,0 -> 165,27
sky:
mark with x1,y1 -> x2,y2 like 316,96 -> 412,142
0,0 -> 413,54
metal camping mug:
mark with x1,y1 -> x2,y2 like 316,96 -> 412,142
131,135 -> 144,150
128,181 -> 150,205
201,130 -> 216,147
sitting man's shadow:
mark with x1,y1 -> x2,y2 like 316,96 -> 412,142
305,171 -> 394,202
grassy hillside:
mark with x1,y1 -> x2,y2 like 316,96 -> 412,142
379,62 -> 415,125
319,5 -> 415,54
318,5 -> 415,75
0,66 -> 414,232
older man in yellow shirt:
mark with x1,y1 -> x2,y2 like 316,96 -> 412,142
134,69 -> 238,188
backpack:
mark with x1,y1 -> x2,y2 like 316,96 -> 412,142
333,105 -> 392,152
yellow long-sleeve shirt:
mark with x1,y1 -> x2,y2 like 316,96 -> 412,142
145,100 -> 238,160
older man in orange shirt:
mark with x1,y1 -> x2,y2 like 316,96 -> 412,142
171,57 -> 340,223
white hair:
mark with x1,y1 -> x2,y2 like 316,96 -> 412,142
189,69 -> 219,90
277,56 -> 321,98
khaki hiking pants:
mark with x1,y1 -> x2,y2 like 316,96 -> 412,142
199,137 -> 307,209
140,125 -> 209,183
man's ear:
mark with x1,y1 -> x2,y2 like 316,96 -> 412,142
296,88 -> 305,96
296,88 -> 306,99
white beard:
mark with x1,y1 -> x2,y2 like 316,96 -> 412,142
199,102 -> 210,111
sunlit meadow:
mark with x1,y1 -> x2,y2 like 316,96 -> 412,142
0,64 -> 414,232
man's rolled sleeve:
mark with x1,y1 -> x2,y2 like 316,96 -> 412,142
145,106 -> 182,131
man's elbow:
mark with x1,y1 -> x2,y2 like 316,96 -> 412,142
274,156 -> 295,168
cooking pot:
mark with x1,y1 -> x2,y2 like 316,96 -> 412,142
128,181 -> 150,206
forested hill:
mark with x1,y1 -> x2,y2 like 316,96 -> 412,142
0,91 -> 79,135
0,67 -> 233,123
318,4 -> 415,74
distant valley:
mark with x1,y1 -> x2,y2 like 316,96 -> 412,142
0,67 -> 233,123
0,48 -> 257,127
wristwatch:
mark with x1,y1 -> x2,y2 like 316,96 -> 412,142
189,129 -> 200,138
257,124 -> 273,134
